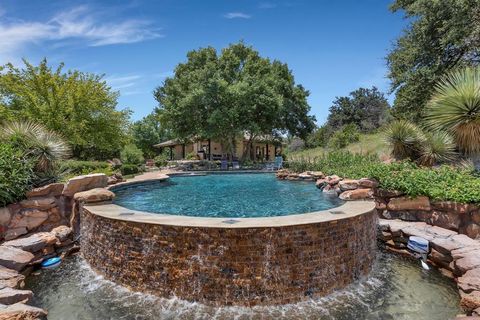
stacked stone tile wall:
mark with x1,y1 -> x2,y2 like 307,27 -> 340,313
80,206 -> 377,306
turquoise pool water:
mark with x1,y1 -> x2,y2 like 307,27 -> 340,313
113,173 -> 344,218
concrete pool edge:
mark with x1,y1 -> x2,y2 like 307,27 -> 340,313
84,200 -> 375,228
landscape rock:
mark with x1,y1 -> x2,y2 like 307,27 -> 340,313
298,172 -> 314,180
461,290 -> 480,312
309,171 -> 324,179
326,175 -> 341,186
387,196 -> 431,211
338,179 -> 359,191
374,189 -> 404,198
0,247 -> 34,271
19,198 -> 56,210
458,268 -> 480,293
0,302 -> 47,319
465,223 -> 480,240
315,178 -> 327,189
26,183 -> 64,198
430,248 -> 452,269
0,288 -> 32,305
3,228 -> 27,241
455,253 -> 480,274
0,266 -> 24,290
73,188 -> 115,204
0,208 -> 11,227
50,225 -> 72,242
2,233 -> 57,253
62,173 -> 108,197
430,210 -> 461,231
8,210 -> 49,231
339,188 -> 373,200
432,201 -> 477,214
358,178 -> 379,188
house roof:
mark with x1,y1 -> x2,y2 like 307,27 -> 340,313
153,139 -> 182,148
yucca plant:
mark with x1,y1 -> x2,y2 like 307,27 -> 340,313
384,120 -> 424,161
0,121 -> 71,177
417,131 -> 457,166
424,67 -> 480,168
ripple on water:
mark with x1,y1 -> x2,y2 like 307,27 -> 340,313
24,251 -> 461,320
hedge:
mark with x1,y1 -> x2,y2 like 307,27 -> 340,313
0,143 -> 33,206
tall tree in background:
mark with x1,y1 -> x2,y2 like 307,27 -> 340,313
387,0 -> 480,120
131,113 -> 170,158
154,42 -> 315,160
326,87 -> 390,132
0,59 -> 131,159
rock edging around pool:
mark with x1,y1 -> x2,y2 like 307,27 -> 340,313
80,200 -> 376,306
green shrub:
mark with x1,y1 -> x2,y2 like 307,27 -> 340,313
287,151 -> 480,203
120,144 -> 144,165
328,124 -> 360,149
120,164 -> 140,175
60,160 -> 110,174
154,149 -> 170,167
0,143 -> 33,206
185,152 -> 197,160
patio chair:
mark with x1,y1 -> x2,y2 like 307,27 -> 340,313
274,156 -> 283,170
265,162 -> 275,171
221,159 -> 228,170
232,160 -> 240,170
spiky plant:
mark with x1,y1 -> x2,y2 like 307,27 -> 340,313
417,131 -> 457,166
424,67 -> 480,167
0,121 -> 71,173
384,119 -> 424,161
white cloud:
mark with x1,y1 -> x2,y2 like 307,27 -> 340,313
0,5 -> 162,64
259,2 -> 277,9
105,74 -> 142,90
223,12 -> 251,19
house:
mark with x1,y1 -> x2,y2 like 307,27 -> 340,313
154,136 -> 283,161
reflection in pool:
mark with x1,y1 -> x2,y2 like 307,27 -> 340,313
25,250 -> 461,320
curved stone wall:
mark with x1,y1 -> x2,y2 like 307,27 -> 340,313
80,202 -> 376,306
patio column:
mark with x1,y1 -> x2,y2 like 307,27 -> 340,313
208,139 -> 212,160
266,143 -> 269,160
169,146 -> 173,160
182,144 -> 186,159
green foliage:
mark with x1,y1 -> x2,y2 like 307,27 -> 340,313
154,149 -> 170,167
387,0 -> 480,119
0,59 -> 131,159
326,87 -> 390,133
307,125 -> 332,148
384,120 -> 457,166
287,151 -> 480,203
120,144 -> 144,165
185,152 -> 197,160
0,143 -> 33,206
120,164 -> 140,176
424,67 -> 480,156
154,42 -> 315,159
59,160 -> 111,175
131,113 -> 170,158
327,124 -> 360,149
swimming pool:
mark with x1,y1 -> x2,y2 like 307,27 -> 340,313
112,173 -> 344,218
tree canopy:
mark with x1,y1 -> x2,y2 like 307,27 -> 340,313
154,42 -> 315,158
130,113 -> 170,158
0,59 -> 131,160
387,0 -> 480,120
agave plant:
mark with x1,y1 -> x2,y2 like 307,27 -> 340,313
417,131 -> 457,166
424,67 -> 480,167
0,121 -> 71,174
384,119 -> 424,161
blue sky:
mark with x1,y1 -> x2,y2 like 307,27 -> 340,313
0,0 -> 406,124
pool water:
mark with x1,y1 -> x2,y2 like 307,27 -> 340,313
25,251 -> 461,320
113,173 -> 344,218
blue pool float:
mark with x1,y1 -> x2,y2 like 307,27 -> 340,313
41,257 -> 62,269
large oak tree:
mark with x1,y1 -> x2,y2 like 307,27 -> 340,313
153,42 -> 315,160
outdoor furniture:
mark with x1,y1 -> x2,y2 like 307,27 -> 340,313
274,156 -> 283,170
232,160 -> 240,169
265,162 -> 275,171
221,159 -> 228,170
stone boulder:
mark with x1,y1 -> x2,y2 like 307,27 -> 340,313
338,179 -> 359,191
309,171 -> 324,179
387,196 -> 431,211
0,288 -> 32,305
3,228 -> 27,241
0,208 -> 11,227
374,189 -> 404,198
0,247 -> 34,271
73,188 -> 115,204
339,188 -> 373,200
0,266 -> 24,290
464,223 -> 480,240
432,201 -> 477,214
2,233 -> 57,253
458,268 -> 480,293
315,178 -> 327,189
8,210 -> 49,231
298,172 -> 314,180
326,175 -> 341,186
62,173 -> 108,197
461,290 -> 480,312
455,252 -> 480,274
430,210 -> 461,231
358,178 -> 379,188
50,226 -> 72,242
0,302 -> 47,320
26,183 -> 64,199
19,198 -> 56,210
